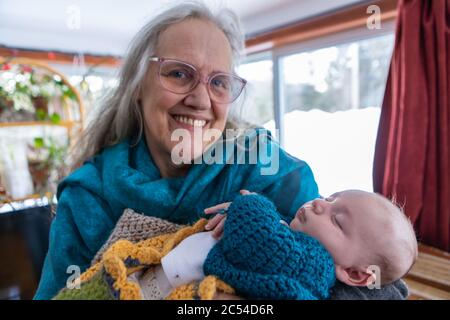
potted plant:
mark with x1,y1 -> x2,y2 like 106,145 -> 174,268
27,136 -> 68,195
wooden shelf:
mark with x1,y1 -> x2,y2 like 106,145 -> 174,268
0,121 -> 80,128
0,58 -> 84,204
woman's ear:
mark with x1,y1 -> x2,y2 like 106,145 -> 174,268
335,265 -> 375,287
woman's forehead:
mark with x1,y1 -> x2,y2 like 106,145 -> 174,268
155,19 -> 232,72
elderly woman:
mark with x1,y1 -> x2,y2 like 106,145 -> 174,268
34,2 -> 407,300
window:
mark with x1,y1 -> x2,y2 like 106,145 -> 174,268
241,30 -> 394,196
237,58 -> 275,136
279,33 -> 394,196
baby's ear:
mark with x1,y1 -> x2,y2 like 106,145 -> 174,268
335,265 -> 375,287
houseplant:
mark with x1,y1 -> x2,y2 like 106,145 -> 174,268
0,62 -> 77,123
27,136 -> 68,195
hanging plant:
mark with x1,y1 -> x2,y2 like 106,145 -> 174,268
0,62 -> 75,122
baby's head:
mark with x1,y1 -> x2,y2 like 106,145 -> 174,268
290,190 -> 418,286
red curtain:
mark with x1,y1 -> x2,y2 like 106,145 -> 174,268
374,0 -> 450,252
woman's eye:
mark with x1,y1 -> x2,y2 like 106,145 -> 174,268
211,78 -> 229,89
168,70 -> 188,79
163,68 -> 194,80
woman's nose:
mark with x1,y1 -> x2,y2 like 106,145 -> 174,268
184,81 -> 212,110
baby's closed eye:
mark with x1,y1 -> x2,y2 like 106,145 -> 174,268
332,215 -> 343,230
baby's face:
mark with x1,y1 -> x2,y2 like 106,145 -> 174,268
289,190 -> 385,268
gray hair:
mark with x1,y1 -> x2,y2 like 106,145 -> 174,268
70,1 -> 246,170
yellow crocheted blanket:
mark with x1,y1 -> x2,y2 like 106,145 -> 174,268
58,218 -> 234,300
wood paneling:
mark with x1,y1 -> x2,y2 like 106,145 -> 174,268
404,244 -> 450,300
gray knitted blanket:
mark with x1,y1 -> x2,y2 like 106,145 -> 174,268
93,208 -> 409,300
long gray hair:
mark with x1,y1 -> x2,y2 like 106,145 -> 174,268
70,1 -> 246,170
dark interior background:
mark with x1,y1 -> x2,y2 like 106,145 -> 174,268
0,205 -> 52,300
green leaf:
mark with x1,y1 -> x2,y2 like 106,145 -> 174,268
62,86 -> 77,101
34,137 -> 44,149
36,109 -> 47,121
49,112 -> 61,124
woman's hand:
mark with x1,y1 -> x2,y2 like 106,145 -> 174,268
204,202 -> 230,239
204,190 -> 257,239
239,189 -> 257,195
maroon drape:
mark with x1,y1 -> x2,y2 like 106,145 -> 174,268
374,0 -> 450,252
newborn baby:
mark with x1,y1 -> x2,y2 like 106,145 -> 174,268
137,189 -> 418,299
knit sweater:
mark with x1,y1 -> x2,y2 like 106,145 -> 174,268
204,194 -> 336,299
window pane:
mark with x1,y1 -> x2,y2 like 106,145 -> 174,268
237,59 -> 274,135
281,34 -> 394,196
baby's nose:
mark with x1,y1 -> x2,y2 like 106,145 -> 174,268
312,199 -> 325,215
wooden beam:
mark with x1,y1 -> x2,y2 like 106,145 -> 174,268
245,0 -> 398,55
0,46 -> 122,67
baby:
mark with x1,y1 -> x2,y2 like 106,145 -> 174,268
288,190 -> 418,287
136,189 -> 418,300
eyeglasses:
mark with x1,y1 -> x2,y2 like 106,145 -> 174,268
149,57 -> 247,104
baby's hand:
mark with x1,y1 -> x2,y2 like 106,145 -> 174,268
204,190 -> 256,239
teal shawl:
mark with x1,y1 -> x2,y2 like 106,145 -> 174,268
34,129 -> 319,299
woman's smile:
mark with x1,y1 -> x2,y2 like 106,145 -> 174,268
169,113 -> 210,132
